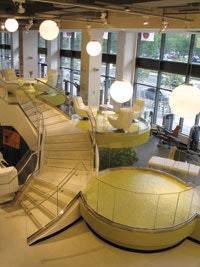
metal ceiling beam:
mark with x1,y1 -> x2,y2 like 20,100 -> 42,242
31,0 -> 194,22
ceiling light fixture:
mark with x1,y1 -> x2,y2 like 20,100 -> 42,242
12,0 -> 26,14
159,18 -> 168,34
142,15 -> 149,26
110,79 -> 133,103
101,12 -> 108,26
1,23 -> 5,31
5,18 -> 19,32
124,7 -> 131,12
86,40 -> 102,56
169,84 -> 200,118
25,19 -> 33,33
39,20 -> 59,41
18,3 -> 25,14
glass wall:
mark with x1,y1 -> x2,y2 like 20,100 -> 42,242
135,32 -> 200,136
0,32 -> 11,70
38,35 -> 47,77
101,32 -> 117,104
59,31 -> 117,102
60,31 -> 81,95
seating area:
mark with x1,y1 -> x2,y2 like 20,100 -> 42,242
0,72 -> 20,94
34,68 -> 57,93
131,98 -> 145,121
148,155 -> 200,183
156,125 -> 181,148
2,68 -> 25,86
73,96 -> 98,119
108,107 -> 134,131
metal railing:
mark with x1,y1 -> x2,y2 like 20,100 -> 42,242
0,85 -> 45,204
24,161 -> 91,238
82,172 -> 200,230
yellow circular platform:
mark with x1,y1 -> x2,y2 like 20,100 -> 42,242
80,167 -> 200,251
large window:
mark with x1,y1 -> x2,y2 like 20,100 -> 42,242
135,32 -> 200,137
138,33 -> 161,59
163,33 -> 191,63
60,31 -> 81,95
38,35 -> 47,77
101,32 -> 117,104
0,32 -> 11,70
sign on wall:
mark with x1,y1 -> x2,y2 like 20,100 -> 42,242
3,129 -> 20,149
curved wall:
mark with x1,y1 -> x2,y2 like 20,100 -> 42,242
80,197 -> 197,252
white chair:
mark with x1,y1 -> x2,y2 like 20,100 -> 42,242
2,68 -> 25,86
108,108 -> 134,131
0,72 -> 19,94
34,69 -> 57,93
73,96 -> 98,118
132,99 -> 145,120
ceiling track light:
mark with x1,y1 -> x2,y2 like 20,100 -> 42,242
25,19 -> 33,33
159,18 -> 168,34
12,0 -> 26,14
100,12 -> 108,26
1,23 -> 5,31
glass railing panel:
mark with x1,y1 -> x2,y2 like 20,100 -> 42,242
83,178 -> 98,211
83,178 -> 199,230
175,189 -> 199,224
24,161 -> 90,239
155,193 -> 178,228
97,182 -> 115,220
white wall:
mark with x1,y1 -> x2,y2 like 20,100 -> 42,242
22,30 -> 39,79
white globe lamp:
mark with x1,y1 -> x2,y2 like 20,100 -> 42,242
86,40 -> 102,56
110,80 -> 133,103
5,18 -> 19,32
169,84 -> 200,118
39,20 -> 59,41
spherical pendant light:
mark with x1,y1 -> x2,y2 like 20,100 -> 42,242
86,40 -> 102,56
110,80 -> 133,103
5,18 -> 19,32
169,84 -> 200,118
39,20 -> 59,41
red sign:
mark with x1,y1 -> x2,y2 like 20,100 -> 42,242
3,129 -> 20,149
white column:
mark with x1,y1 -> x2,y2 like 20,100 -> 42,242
112,31 -> 138,110
22,30 -> 38,78
80,28 -> 103,106
116,31 -> 138,84
47,37 -> 60,70
11,32 -> 19,71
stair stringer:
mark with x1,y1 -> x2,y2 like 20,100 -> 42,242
27,194 -> 81,245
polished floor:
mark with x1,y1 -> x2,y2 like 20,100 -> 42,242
1,136 -> 200,267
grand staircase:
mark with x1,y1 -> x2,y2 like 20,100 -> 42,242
15,97 -> 95,245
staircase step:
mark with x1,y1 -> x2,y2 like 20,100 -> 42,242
35,168 -> 71,185
26,191 -> 59,218
45,132 -> 89,143
25,106 -> 51,117
45,141 -> 92,151
31,181 -> 73,206
17,97 -> 93,241
44,150 -> 93,160
45,122 -> 82,135
45,158 -> 93,170
21,197 -> 51,228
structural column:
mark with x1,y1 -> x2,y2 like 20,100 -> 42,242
111,31 -> 138,110
22,30 -> 38,78
80,28 -> 103,106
